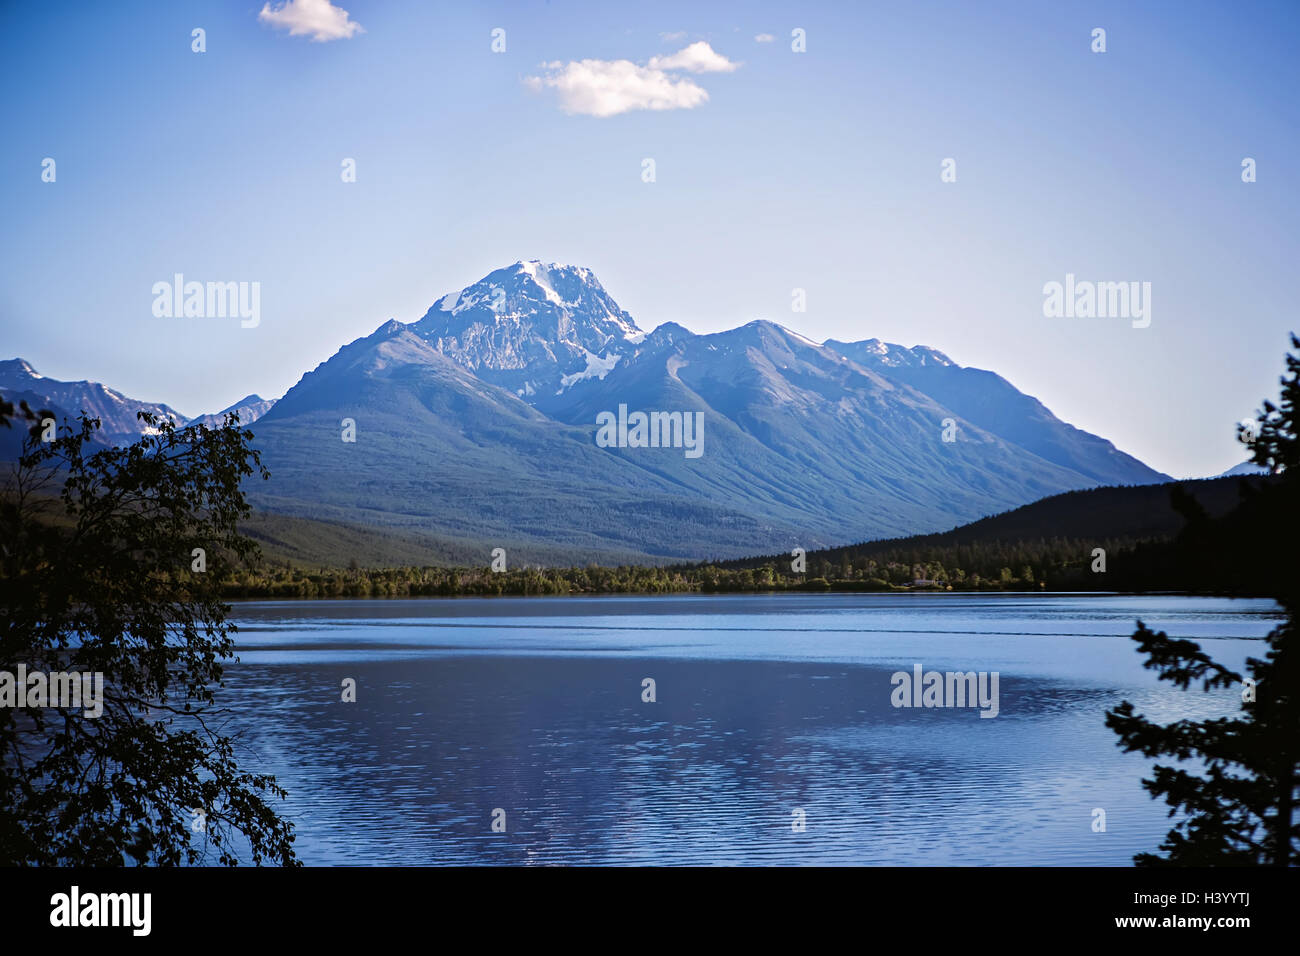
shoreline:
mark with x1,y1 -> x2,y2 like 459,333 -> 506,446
221,587 -> 1271,604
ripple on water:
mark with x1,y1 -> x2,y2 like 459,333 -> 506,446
213,596 -> 1271,865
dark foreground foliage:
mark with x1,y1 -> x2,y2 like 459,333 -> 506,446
0,407 -> 297,865
1106,335 -> 1300,866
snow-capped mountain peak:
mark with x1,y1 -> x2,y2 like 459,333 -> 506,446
408,261 -> 645,401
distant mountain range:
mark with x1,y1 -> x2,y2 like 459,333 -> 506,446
0,358 -> 188,444
0,359 -> 273,436
3,260 -> 1177,561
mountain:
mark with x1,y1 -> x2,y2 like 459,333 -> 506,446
188,394 -> 275,429
243,262 -> 1169,560
0,359 -> 186,443
2,262 -> 1173,562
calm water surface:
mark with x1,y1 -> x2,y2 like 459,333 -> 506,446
214,593 -> 1280,866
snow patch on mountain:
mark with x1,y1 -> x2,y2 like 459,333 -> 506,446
518,260 -> 567,307
777,324 -> 822,347
828,338 -> 956,368
558,350 -> 621,392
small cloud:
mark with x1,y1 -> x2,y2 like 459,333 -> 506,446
648,41 -> 739,73
754,33 -> 775,43
526,42 -> 737,117
659,31 -> 687,42
526,59 -> 708,118
259,0 -> 363,42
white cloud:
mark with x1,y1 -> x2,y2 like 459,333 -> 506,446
259,0 -> 364,42
754,33 -> 775,43
526,59 -> 708,117
526,42 -> 737,118
659,31 -> 687,42
648,41 -> 739,73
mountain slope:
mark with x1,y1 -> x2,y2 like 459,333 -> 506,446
248,320 -> 803,560
825,338 -> 1168,486
544,318 -> 1153,542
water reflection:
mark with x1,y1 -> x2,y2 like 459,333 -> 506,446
211,594 -> 1276,865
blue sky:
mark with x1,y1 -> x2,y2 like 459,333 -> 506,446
2,0 -> 1298,478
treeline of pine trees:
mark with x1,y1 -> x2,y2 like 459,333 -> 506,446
218,484 -> 1285,600
220,563 -> 700,598
216,533 -> 1229,598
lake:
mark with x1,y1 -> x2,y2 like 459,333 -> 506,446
213,593 -> 1280,866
